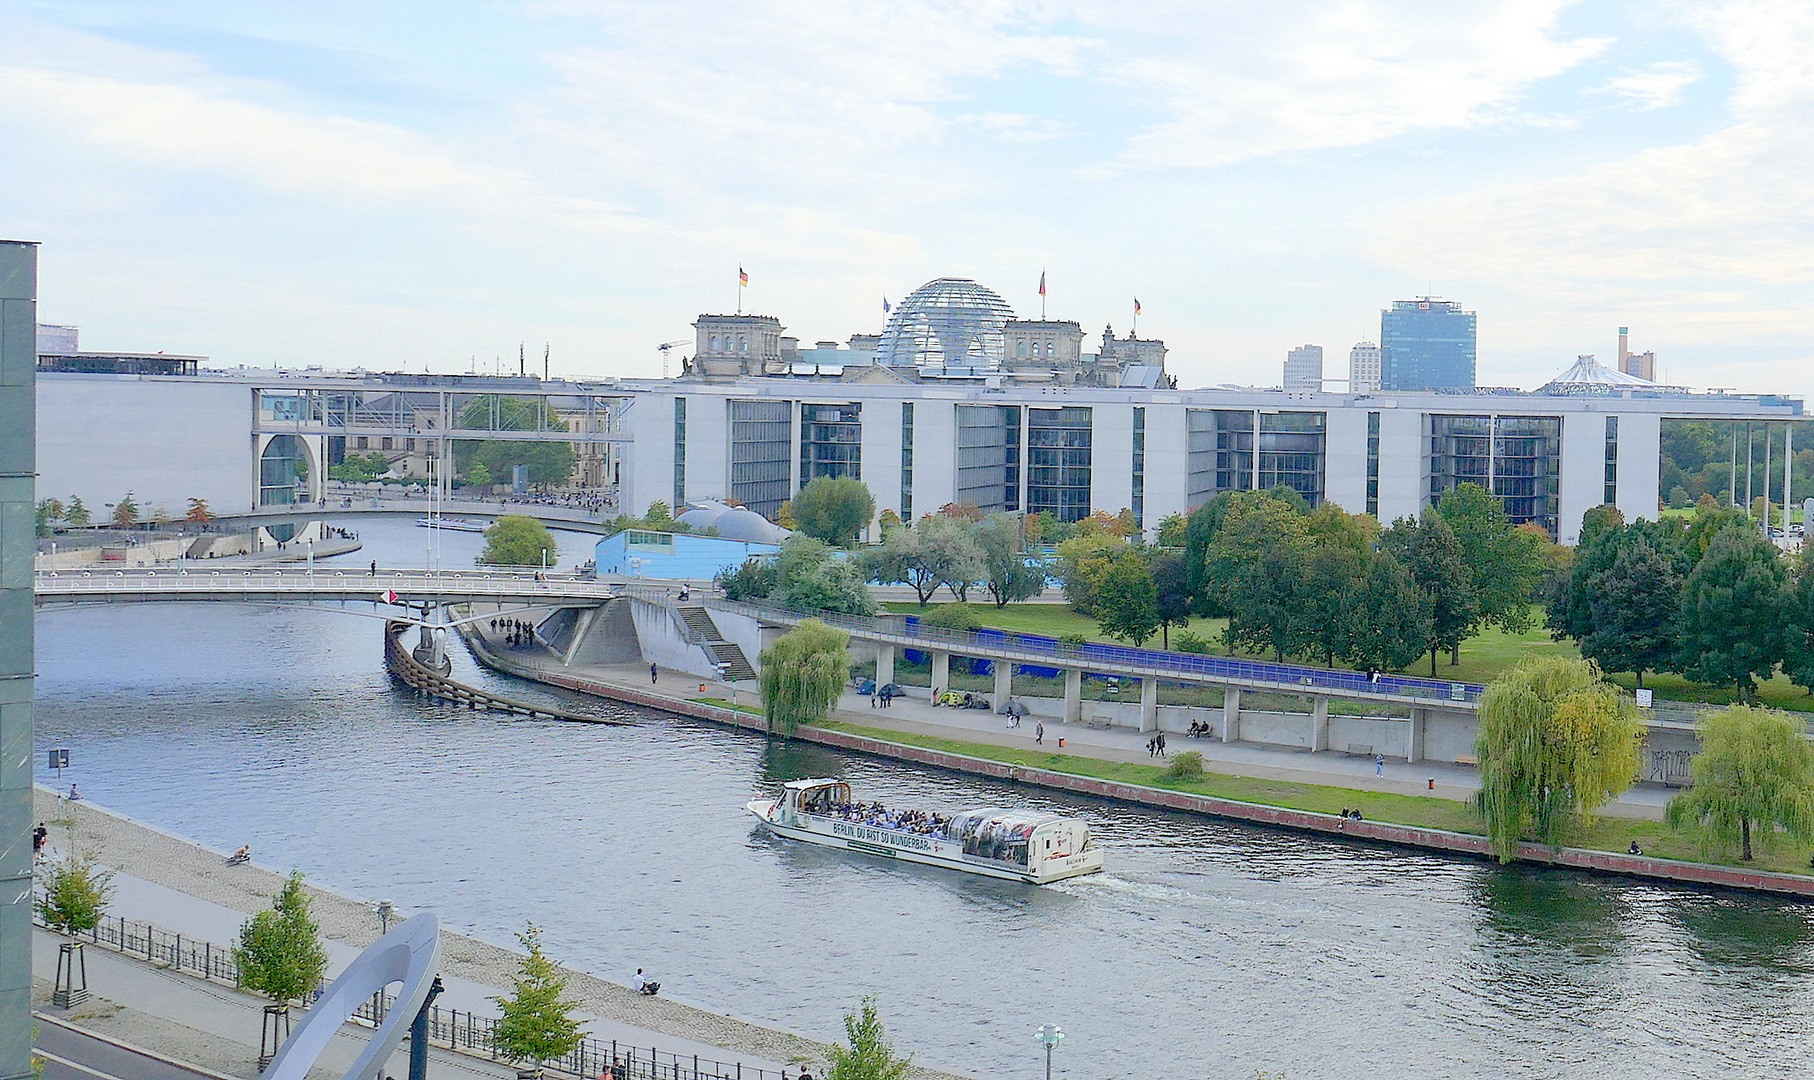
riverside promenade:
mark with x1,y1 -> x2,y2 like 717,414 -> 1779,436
29,790 -> 977,1080
459,620 -> 1814,897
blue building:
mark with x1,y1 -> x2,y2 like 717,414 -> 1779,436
1380,298 -> 1476,391
594,529 -> 778,580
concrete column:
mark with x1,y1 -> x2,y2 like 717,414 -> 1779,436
1063,668 -> 1083,724
1222,687 -> 1241,743
993,660 -> 1012,705
930,650 -> 950,694
1310,696 -> 1329,752
1139,677 -> 1158,732
874,644 -> 895,689
0,239 -> 35,1080
1407,708 -> 1425,764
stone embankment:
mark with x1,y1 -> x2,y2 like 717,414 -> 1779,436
34,790 -> 981,1080
466,644 -> 1814,899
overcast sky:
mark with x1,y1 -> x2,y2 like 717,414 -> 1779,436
3,1 -> 1810,394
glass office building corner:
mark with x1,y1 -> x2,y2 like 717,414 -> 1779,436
0,239 -> 37,1080
1381,299 -> 1476,391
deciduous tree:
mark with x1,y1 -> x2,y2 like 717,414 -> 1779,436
1581,537 -> 1680,687
1053,532 -> 1125,615
1675,527 -> 1789,694
1434,482 -> 1546,641
478,514 -> 559,567
759,619 -> 849,736
1475,656 -> 1644,862
825,996 -> 911,1080
791,476 -> 877,546
975,515 -> 1045,607
110,492 -> 139,528
1665,704 -> 1814,861
1093,550 -> 1159,646
491,923 -> 586,1076
1345,552 -> 1431,673
1148,550 -> 1193,650
863,516 -> 984,606
1380,510 -> 1477,675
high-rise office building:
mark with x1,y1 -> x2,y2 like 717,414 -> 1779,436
1617,327 -> 1656,382
1283,345 -> 1323,392
1348,341 -> 1381,393
1380,298 -> 1476,391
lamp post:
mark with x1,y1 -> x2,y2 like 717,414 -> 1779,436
1034,1024 -> 1063,1080
373,898 -> 395,935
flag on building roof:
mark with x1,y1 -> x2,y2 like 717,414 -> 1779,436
739,267 -> 749,286
1038,271 -> 1046,297
1133,297 -> 1142,316
883,296 -> 891,314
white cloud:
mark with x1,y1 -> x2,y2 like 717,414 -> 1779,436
1593,60 -> 1704,110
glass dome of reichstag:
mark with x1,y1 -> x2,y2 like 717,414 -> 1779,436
875,278 -> 1016,372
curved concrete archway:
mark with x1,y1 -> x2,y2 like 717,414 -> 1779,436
264,912 -> 440,1080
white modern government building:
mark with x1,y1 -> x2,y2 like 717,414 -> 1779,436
32,278 -> 1806,547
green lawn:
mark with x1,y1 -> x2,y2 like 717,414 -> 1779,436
816,720 -> 1814,876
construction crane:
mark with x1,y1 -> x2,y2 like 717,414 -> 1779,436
656,340 -> 690,379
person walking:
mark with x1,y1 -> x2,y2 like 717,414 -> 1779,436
1374,754 -> 1385,777
32,823 -> 47,861
1156,731 -> 1167,758
650,662 -> 659,685
1036,720 -> 1044,745
369,559 -> 377,577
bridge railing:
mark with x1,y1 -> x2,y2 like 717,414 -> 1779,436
699,595 -> 1486,706
32,566 -> 619,600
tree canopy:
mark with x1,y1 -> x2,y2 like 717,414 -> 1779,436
454,395 -> 574,487
1380,510 -> 1477,674
975,514 -> 1046,607
1093,549 -> 1159,646
1675,526 -> 1789,694
491,922 -> 587,1069
759,619 -> 849,735
233,871 -> 329,1007
791,476 -> 877,546
478,514 -> 559,567
35,852 -> 113,937
825,996 -> 912,1080
1475,656 -> 1644,862
1665,704 -> 1814,861
863,515 -> 983,605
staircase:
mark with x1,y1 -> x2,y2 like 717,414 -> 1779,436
677,605 -> 756,681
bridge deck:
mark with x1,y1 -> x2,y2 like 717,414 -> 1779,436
34,568 -> 620,608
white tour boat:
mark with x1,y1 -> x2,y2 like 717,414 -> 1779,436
415,517 -> 488,533
746,778 -> 1104,884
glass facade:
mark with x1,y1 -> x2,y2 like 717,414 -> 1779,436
1186,410 -> 1217,507
1381,299 -> 1477,391
1428,414 -> 1561,536
258,434 -> 309,506
1027,406 -> 1092,521
874,278 -> 1015,373
728,399 -> 792,520
1209,410 -> 1326,505
900,402 -> 914,520
1366,411 -> 1381,517
672,397 -> 686,509
1003,406 -> 1021,512
1604,416 -> 1619,507
955,405 -> 1009,513
800,403 -> 862,484
1131,407 -> 1146,527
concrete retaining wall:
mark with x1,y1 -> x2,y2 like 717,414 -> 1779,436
628,597 -> 721,679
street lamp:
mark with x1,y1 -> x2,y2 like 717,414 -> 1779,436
1034,1024 -> 1064,1080
373,898 -> 395,935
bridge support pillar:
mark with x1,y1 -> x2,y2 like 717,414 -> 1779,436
1222,688 -> 1241,743
1063,668 -> 1083,724
993,661 -> 1012,707
875,645 -> 895,690
1139,677 -> 1158,733
930,650 -> 950,695
1408,708 -> 1425,764
1310,696 -> 1329,752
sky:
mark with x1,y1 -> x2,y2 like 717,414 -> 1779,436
2,0 -> 1811,394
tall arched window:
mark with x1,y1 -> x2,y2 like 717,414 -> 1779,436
739,336 -> 749,352
710,336 -> 720,351
1017,341 -> 1027,357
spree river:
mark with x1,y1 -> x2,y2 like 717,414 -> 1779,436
31,523 -> 1814,1079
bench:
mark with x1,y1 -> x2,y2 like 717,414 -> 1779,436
1343,743 -> 1375,757
1454,754 -> 1479,768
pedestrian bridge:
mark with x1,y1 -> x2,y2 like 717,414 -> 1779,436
33,567 -> 620,611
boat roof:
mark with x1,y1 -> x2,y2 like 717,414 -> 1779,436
780,781 -> 1081,827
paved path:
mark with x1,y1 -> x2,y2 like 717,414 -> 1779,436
580,660 -> 1669,821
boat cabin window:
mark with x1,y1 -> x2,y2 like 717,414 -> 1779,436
795,783 -> 850,815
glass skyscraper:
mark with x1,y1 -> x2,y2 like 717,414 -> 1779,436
1380,298 -> 1476,391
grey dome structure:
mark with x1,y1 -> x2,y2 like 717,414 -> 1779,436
876,278 -> 1016,373
675,499 -> 791,544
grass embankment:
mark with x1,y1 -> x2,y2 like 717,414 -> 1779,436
692,696 -> 764,716
815,720 -> 1814,876
890,601 -> 1814,713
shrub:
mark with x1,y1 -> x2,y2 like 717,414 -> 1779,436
921,603 -> 983,632
1167,751 -> 1205,780
1173,631 -> 1213,654
1059,632 -> 1089,646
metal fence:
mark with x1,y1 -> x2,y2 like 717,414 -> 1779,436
36,907 -> 795,1080
700,594 -> 1489,706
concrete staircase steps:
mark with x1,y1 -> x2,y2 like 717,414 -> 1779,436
677,605 -> 756,681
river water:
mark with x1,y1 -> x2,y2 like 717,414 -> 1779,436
31,521 -> 1814,1079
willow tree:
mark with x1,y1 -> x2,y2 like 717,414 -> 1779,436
759,619 -> 849,736
1665,705 -> 1814,861
1475,656 -> 1644,862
